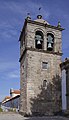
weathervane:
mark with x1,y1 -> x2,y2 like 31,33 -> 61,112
27,12 -> 30,16
37,7 -> 42,19
39,7 -> 41,10
39,7 -> 41,14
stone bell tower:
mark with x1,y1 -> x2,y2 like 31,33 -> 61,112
19,13 -> 64,115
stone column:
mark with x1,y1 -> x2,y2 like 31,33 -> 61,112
60,58 -> 69,111
66,68 -> 69,110
62,69 -> 66,110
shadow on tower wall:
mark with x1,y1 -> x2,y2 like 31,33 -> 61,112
29,75 -> 62,116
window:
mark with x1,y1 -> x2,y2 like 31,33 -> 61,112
21,64 -> 24,74
35,31 -> 43,49
43,80 -> 47,89
42,62 -> 48,69
47,33 -> 54,51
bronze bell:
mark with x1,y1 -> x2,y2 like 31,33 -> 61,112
48,43 -> 52,48
37,40 -> 41,45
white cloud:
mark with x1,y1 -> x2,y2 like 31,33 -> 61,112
0,60 -> 19,72
0,69 -> 20,81
7,70 -> 20,79
0,21 -> 19,42
0,1 -> 50,43
1,0 -> 50,20
56,8 -> 69,24
0,58 -> 19,80
0,94 -> 7,102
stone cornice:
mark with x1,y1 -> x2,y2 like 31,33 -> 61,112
26,47 -> 63,55
26,19 -> 64,31
19,19 -> 64,41
19,47 -> 63,62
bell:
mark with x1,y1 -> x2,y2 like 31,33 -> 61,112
37,40 -> 41,45
48,43 -> 52,48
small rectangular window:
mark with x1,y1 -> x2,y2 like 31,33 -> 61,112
42,62 -> 48,69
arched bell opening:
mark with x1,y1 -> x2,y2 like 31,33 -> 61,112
47,33 -> 54,51
35,31 -> 44,49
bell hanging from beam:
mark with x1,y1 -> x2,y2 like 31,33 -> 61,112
48,43 -> 52,48
37,40 -> 41,45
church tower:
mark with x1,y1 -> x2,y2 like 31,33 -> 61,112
19,14 -> 64,115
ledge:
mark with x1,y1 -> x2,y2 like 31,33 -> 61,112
19,47 -> 63,62
19,19 -> 64,41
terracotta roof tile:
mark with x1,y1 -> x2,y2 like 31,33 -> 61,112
5,96 -> 11,99
11,90 -> 20,94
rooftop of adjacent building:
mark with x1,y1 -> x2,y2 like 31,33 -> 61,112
2,89 -> 20,104
10,88 -> 20,94
60,58 -> 69,69
2,96 -> 11,103
5,96 -> 11,99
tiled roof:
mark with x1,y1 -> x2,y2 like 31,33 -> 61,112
5,96 -> 11,99
2,96 -> 11,103
2,89 -> 20,103
60,58 -> 69,69
11,90 -> 20,94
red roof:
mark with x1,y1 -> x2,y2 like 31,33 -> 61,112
11,90 -> 20,94
5,96 -> 11,99
2,96 -> 11,103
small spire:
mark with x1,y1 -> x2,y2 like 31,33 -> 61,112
26,13 -> 31,20
57,21 -> 61,28
37,7 -> 42,19
37,15 -> 42,19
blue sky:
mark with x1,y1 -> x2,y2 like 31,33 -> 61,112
0,0 -> 69,102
